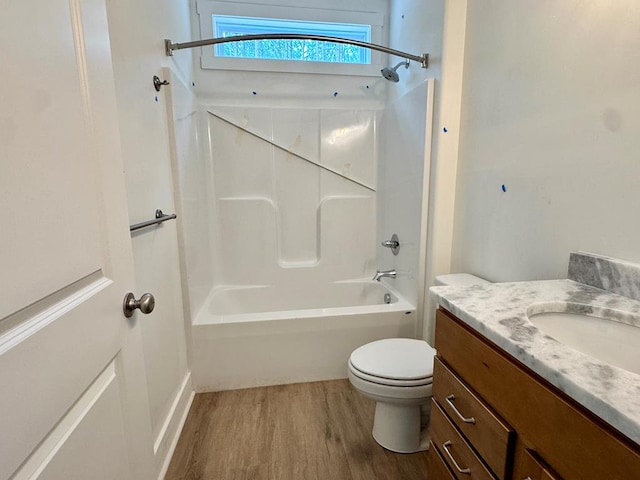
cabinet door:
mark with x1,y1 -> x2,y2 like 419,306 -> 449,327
518,449 -> 562,480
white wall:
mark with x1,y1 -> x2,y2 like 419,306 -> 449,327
105,0 -> 194,476
451,1 -> 640,282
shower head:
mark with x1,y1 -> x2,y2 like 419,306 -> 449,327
380,60 -> 410,83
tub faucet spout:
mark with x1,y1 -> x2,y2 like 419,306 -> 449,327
373,269 -> 397,281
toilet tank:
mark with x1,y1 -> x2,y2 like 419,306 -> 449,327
434,273 -> 490,287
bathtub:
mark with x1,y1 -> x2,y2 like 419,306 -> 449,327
191,281 -> 417,391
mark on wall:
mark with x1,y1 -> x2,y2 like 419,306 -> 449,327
602,108 -> 622,132
241,111 -> 250,127
34,88 -> 52,112
235,128 -> 245,145
292,134 -> 302,150
0,118 -> 16,146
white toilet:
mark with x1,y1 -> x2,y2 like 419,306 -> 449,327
348,273 -> 490,453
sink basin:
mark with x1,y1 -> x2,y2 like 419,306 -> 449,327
527,310 -> 640,376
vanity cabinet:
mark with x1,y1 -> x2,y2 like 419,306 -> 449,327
427,308 -> 640,480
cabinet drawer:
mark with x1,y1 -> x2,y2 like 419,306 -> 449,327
431,399 -> 496,480
427,441 -> 457,480
433,357 -> 514,479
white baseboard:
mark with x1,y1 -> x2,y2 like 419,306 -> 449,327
156,372 -> 195,480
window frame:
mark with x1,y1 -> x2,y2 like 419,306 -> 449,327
196,1 -> 385,76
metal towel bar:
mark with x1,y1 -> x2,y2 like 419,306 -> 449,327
129,209 -> 177,232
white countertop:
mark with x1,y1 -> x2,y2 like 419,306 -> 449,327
431,278 -> 640,445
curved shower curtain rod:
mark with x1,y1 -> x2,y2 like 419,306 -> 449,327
164,34 -> 429,68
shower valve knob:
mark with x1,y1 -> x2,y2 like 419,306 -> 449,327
123,292 -> 155,318
381,234 -> 400,256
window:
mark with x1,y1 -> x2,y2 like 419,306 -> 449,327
213,16 -> 371,64
196,1 -> 385,76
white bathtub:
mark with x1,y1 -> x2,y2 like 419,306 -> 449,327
191,281 -> 417,391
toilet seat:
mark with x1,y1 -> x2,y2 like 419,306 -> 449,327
349,360 -> 433,387
348,338 -> 436,387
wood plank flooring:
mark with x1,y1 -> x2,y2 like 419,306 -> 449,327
165,380 -> 428,480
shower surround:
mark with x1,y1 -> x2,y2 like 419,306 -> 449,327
166,68 -> 431,391
207,105 -> 378,284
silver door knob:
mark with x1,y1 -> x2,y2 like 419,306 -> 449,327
123,292 -> 155,318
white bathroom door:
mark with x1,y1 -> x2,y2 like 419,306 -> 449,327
0,0 -> 154,479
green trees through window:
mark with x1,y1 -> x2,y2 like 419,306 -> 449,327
214,16 -> 371,64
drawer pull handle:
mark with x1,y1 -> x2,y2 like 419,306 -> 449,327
446,394 -> 476,424
442,441 -> 471,474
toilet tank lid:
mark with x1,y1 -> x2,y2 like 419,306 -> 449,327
434,273 -> 491,286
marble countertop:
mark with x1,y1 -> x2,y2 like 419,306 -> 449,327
431,278 -> 640,445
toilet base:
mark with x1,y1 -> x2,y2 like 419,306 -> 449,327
372,402 -> 430,453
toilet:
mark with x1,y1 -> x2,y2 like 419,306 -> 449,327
348,273 -> 490,453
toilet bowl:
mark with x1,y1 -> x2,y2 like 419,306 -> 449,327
348,273 -> 490,453
348,338 -> 436,453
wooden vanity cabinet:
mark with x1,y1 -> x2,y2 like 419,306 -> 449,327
427,308 -> 640,480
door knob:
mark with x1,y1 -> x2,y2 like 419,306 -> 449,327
123,292 -> 155,317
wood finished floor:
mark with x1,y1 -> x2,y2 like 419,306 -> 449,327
165,380 -> 428,480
